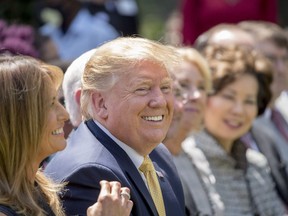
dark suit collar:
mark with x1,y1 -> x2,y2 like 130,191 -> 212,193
85,119 -> 159,215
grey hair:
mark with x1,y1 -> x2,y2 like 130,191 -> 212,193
63,49 -> 96,126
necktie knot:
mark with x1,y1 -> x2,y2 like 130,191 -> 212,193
139,156 -> 154,172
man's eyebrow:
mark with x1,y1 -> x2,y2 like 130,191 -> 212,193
161,77 -> 173,84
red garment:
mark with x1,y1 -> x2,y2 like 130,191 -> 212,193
182,0 -> 278,45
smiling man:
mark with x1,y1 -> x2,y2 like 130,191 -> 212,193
45,37 -> 186,216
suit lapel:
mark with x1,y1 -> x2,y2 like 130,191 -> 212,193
125,170 -> 158,215
85,120 -> 158,215
153,162 -> 179,211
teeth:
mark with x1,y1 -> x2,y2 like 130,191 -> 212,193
226,120 -> 241,127
52,128 -> 64,135
142,115 -> 163,121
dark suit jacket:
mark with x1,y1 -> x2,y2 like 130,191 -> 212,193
251,117 -> 288,205
45,120 -> 186,216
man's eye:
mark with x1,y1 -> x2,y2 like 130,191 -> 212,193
135,87 -> 149,95
136,87 -> 148,91
161,85 -> 172,93
222,94 -> 234,100
198,85 -> 206,91
162,85 -> 171,90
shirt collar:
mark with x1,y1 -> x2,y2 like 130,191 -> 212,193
93,120 -> 144,169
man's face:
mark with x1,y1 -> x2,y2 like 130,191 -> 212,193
99,61 -> 174,156
257,41 -> 288,101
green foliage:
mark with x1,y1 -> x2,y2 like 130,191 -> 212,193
136,0 -> 179,40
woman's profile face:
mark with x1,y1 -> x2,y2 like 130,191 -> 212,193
38,81 -> 69,162
204,74 -> 258,147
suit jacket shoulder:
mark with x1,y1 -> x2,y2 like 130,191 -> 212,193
251,118 -> 288,204
275,91 -> 288,123
45,121 -> 186,216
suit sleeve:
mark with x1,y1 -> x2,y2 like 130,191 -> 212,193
60,164 -> 122,216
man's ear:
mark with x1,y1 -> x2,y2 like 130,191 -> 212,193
92,92 -> 108,119
75,89 -> 81,106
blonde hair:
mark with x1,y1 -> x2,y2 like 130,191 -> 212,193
175,46 -> 212,93
81,37 -> 179,120
0,54 -> 65,215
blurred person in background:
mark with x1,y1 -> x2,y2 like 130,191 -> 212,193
194,21 -> 288,205
239,21 -> 288,106
195,44 -> 286,215
38,0 -> 119,70
163,46 -> 224,215
83,0 -> 139,36
181,0 -> 278,45
194,23 -> 255,52
238,20 -> 288,205
61,48 -> 96,138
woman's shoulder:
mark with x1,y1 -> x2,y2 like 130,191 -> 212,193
182,135 -> 214,176
246,148 -> 269,169
182,136 -> 205,160
246,149 -> 272,181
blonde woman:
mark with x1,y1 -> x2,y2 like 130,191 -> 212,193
163,47 -> 224,215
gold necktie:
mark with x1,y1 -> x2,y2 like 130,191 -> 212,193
139,156 -> 166,216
